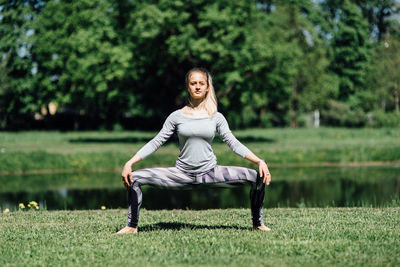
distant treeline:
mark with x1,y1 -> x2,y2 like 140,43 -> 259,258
1,0 -> 399,130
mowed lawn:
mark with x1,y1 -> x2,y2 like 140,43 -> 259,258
1,128 -> 400,173
1,208 -> 399,266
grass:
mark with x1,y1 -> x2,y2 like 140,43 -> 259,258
1,208 -> 399,266
1,128 -> 400,173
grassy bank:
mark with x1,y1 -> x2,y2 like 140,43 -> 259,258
1,128 -> 400,173
1,208 -> 399,266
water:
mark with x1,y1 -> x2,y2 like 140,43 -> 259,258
1,166 -> 399,210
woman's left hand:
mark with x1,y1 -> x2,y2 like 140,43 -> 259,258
244,152 -> 271,185
259,160 -> 271,185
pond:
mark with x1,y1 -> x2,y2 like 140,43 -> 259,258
0,166 -> 399,211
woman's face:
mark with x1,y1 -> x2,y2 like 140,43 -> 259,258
187,71 -> 208,101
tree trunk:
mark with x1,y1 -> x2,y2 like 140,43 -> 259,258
290,80 -> 298,128
314,109 -> 320,128
395,83 -> 399,113
259,108 -> 265,127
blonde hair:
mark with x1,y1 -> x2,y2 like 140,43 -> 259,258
185,68 -> 218,117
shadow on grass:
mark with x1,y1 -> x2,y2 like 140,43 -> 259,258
115,222 -> 250,232
70,136 -> 275,144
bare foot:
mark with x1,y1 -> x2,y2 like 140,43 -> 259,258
253,225 -> 271,231
115,226 -> 138,234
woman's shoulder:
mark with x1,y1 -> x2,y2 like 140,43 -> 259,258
163,110 -> 181,123
213,111 -> 226,120
170,109 -> 181,116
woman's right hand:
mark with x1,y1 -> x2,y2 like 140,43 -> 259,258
121,162 -> 133,187
121,154 -> 142,187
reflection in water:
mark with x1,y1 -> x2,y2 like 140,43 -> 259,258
0,166 -> 399,210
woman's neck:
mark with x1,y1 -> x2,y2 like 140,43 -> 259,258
182,98 -> 209,117
189,98 -> 204,109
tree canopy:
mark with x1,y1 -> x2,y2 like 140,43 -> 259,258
1,0 -> 399,129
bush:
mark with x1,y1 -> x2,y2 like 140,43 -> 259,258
320,100 -> 367,127
369,110 -> 400,127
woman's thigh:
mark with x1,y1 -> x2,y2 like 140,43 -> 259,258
198,165 -> 258,185
131,167 -> 195,187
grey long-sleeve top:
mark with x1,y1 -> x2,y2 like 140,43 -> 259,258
136,109 -> 250,173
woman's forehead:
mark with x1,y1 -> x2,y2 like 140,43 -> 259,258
189,71 -> 207,81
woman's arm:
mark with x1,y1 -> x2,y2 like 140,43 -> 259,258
216,113 -> 250,157
244,151 -> 271,185
121,111 -> 177,186
135,112 -> 177,160
216,113 -> 271,185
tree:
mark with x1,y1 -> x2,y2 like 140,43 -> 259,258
31,0 -> 134,129
259,1 -> 338,127
321,0 -> 400,41
0,0 -> 43,129
2,0 -> 392,129
354,0 -> 399,41
331,0 -> 370,102
370,35 -> 400,113
123,0 -> 294,128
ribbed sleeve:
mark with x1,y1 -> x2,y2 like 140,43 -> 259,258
136,112 -> 177,160
215,113 -> 250,158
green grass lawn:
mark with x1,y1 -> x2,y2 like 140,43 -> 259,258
1,128 -> 400,173
1,208 -> 399,266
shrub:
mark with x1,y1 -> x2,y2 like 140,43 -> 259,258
369,110 -> 400,127
320,100 -> 367,127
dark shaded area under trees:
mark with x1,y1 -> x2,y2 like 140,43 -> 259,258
0,0 -> 399,130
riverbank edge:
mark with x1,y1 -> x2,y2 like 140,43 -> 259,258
1,160 -> 399,176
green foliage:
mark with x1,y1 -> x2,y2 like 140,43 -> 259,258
320,100 -> 367,127
368,35 -> 400,113
331,0 -> 371,101
1,0 -> 400,129
32,0 -> 134,128
355,0 -> 400,41
1,208 -> 399,266
370,110 -> 400,127
0,1 -> 42,129
268,2 -> 339,127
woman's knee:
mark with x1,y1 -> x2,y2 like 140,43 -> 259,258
129,176 -> 140,188
253,170 -> 265,188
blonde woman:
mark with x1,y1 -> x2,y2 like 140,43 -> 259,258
117,68 -> 271,234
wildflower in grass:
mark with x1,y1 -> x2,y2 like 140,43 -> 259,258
3,208 -> 10,214
101,206 -> 106,210
29,201 -> 38,206
28,201 -> 39,210
19,203 -> 26,209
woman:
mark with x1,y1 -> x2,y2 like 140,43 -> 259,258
117,68 -> 271,234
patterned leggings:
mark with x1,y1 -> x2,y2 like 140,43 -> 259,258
127,165 -> 266,228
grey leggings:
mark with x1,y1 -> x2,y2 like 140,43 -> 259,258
127,165 -> 266,228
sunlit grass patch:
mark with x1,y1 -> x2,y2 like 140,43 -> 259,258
0,208 -> 399,266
